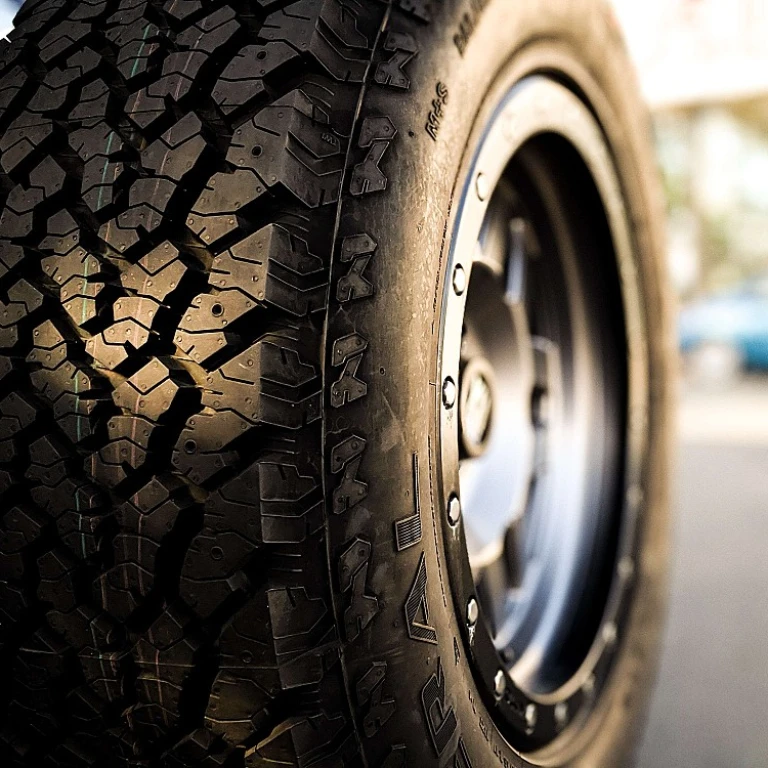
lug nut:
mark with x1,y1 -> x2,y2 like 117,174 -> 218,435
618,556 -> 635,581
554,701 -> 568,730
525,703 -> 538,732
467,597 -> 479,627
442,377 -> 457,408
532,390 -> 550,427
452,264 -> 467,296
494,669 -> 506,699
476,172 -> 489,201
602,621 -> 617,646
447,494 -> 461,526
627,484 -> 644,508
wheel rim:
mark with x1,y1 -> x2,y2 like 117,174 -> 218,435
438,76 -> 650,753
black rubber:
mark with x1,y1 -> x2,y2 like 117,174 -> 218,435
0,1 -> 672,767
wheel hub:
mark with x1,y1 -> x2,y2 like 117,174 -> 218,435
459,357 -> 495,457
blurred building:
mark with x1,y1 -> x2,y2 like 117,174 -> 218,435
613,0 -> 768,297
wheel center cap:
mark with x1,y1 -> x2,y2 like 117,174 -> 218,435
460,358 -> 495,457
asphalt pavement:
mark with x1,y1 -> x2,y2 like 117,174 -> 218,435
637,378 -> 768,768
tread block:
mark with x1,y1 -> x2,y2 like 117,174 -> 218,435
355,661 -> 395,737
205,670 -> 275,746
24,435 -> 109,560
179,526 -> 254,616
64,684 -> 110,737
165,728 -> 228,768
267,586 -> 337,689
0,391 -> 37,440
113,358 -> 190,422
211,224 -> 327,317
28,321 -> 107,445
78,647 -> 125,704
336,233 -> 375,303
247,711 -> 346,768
70,0 -> 110,22
0,506 -> 46,555
1,157 -> 65,238
258,460 -> 322,544
163,1 -> 203,22
337,537 -> 378,642
349,116 -> 396,196
0,240 -> 25,279
102,477 -> 192,618
181,339 -> 320,435
172,411 -> 242,486
260,0 -> 371,83
106,15 -> 161,83
85,331 -> 137,371
204,457 -> 321,546
380,746 -> 407,768
37,549 -> 79,613
0,65 -> 27,116
374,31 -> 417,90
330,434 -> 367,514
70,122 -> 125,213
0,114 -> 52,174
126,7 -> 240,129
142,112 -> 207,182
27,47 -> 101,113
188,168 -> 265,244
192,88 -> 346,241
330,333 -> 368,407
213,41 -> 299,115
0,280 -> 43,349
47,604 -> 118,653
99,176 -> 177,252
397,0 -> 435,23
69,78 -> 109,126
175,290 -> 256,365
41,230 -> 107,331
26,434 -> 77,488
120,241 -> 190,302
89,414 -> 159,487
37,18 -> 92,64
131,607 -> 198,732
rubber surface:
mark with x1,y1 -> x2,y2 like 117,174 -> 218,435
0,1 -> 672,767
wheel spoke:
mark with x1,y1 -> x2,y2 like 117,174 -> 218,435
473,224 -> 506,277
473,178 -> 517,276
473,515 -> 526,632
532,336 -> 559,395
505,217 -> 529,306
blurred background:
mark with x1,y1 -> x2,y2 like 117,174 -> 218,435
610,2 -> 768,766
0,1 -> 766,766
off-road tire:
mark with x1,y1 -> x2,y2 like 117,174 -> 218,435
0,1 -> 672,767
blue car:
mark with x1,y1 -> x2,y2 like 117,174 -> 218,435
680,275 -> 768,380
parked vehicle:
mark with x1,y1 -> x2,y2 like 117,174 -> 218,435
680,275 -> 768,384
0,1 -> 673,766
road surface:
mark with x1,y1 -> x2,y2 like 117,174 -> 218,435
637,379 -> 768,768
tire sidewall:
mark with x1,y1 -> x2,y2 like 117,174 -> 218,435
324,0 -> 672,765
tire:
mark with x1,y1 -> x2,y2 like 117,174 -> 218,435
0,1 -> 672,767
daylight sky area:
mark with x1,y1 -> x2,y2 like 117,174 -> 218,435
0,0 -> 15,38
